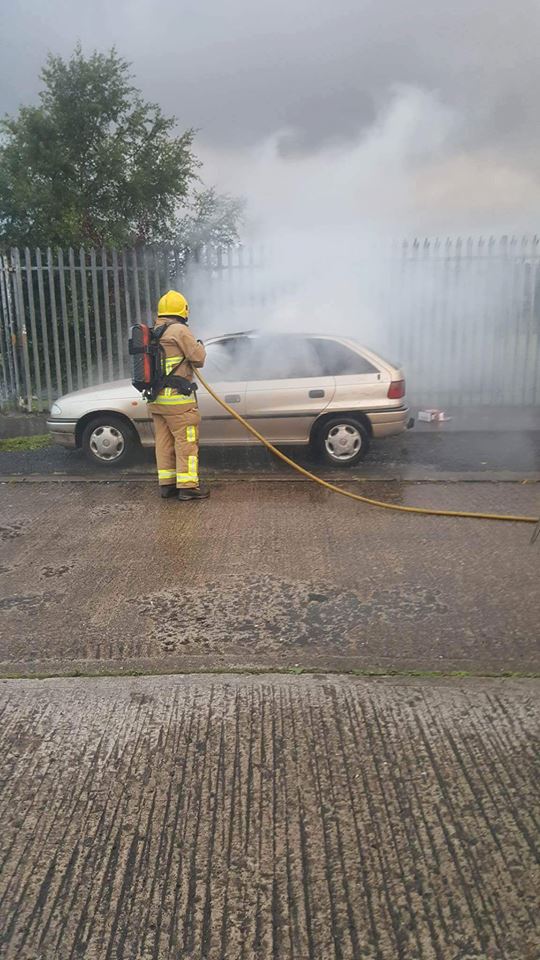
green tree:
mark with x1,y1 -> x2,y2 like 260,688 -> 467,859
176,187 -> 245,257
0,46 -> 198,248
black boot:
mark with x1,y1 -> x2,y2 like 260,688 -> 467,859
177,484 -> 210,501
160,485 -> 178,499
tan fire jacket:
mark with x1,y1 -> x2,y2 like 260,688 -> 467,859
151,319 -> 206,406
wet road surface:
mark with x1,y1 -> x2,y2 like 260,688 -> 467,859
1,428 -> 540,479
1,673 -> 538,960
0,480 -> 538,677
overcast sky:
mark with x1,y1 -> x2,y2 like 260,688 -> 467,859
3,0 -> 540,233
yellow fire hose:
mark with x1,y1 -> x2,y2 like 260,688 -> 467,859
196,370 -> 539,530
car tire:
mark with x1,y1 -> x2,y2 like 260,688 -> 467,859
315,416 -> 370,467
81,415 -> 138,468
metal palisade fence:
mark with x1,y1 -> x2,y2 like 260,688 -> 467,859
0,245 -> 163,411
372,235 -> 540,408
0,245 -> 257,411
0,236 -> 539,410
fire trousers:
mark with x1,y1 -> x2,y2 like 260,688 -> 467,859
150,402 -> 201,489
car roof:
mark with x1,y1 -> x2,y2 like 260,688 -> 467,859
208,330 -> 351,341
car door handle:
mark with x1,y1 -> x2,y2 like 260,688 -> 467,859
309,389 -> 325,398
225,394 -> 241,403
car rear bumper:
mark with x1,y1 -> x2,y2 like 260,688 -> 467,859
46,420 -> 77,448
367,405 -> 411,438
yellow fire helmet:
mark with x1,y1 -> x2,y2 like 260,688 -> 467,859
157,289 -> 189,320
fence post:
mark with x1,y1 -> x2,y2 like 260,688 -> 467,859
24,247 -> 43,411
111,249 -> 124,377
35,248 -> 53,407
89,248 -> 104,383
68,247 -> 84,390
432,237 -> 451,408
131,248 -> 142,324
529,234 -> 540,405
151,248 -> 161,309
0,268 -> 12,405
79,248 -> 93,386
523,236 -> 539,406
57,249 -> 74,394
101,247 -> 114,380
121,250 -> 132,340
11,248 -> 33,410
0,254 -> 19,404
47,247 -> 64,397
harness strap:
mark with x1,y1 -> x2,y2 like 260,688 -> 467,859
162,373 -> 197,395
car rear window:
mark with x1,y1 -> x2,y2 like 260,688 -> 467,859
310,339 -> 378,376
349,340 -> 401,370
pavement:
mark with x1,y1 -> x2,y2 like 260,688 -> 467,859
1,673 -> 538,960
1,439 -> 539,959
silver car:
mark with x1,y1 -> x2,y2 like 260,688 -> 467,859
47,332 -> 412,467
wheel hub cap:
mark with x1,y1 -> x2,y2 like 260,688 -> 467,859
325,424 -> 362,461
89,425 -> 125,461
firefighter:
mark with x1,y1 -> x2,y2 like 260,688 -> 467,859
148,290 -> 209,500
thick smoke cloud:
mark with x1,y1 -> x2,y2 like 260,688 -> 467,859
2,0 -> 540,231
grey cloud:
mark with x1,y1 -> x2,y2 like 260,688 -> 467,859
2,0 -> 540,161
3,0 -> 540,233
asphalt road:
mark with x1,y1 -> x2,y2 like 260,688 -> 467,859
1,479 -> 538,677
1,429 -> 540,479
1,674 -> 538,960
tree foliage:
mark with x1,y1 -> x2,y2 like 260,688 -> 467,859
0,46 -> 200,248
176,187 -> 245,256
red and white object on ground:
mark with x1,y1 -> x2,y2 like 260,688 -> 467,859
418,408 -> 452,422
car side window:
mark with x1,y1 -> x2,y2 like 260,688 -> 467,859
249,337 -> 322,379
311,339 -> 378,376
204,338 -> 253,381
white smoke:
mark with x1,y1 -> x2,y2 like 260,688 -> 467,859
187,86 -> 540,407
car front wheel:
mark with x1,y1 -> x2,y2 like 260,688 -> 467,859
315,417 -> 370,467
81,415 -> 137,467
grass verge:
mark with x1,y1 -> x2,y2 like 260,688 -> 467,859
0,434 -> 51,452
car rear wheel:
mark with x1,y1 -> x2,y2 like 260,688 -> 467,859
315,417 -> 370,467
81,415 -> 137,467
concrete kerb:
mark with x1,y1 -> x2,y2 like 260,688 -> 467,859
1,472 -> 540,484
1,662 -> 539,682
